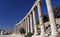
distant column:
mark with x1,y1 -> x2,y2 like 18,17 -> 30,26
18,24 -> 21,34
17,25 -> 20,34
25,19 -> 28,34
15,25 -> 18,34
23,21 -> 24,28
37,2 -> 45,35
1,30 -> 3,35
21,22 -> 23,28
46,0 -> 58,35
27,17 -> 30,32
30,13 -> 33,33
32,10 -> 38,35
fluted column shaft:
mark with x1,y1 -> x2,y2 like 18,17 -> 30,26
46,0 -> 58,35
27,17 -> 30,32
30,14 -> 33,33
32,10 -> 38,35
37,2 -> 45,35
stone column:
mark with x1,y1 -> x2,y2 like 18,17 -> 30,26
30,14 -> 33,33
20,24 -> 22,29
18,24 -> 20,34
24,20 -> 26,29
1,30 -> 3,35
21,22 -> 23,28
37,2 -> 45,35
22,21 -> 24,28
15,25 -> 18,34
27,17 -> 30,32
17,25 -> 20,34
22,21 -> 25,28
25,19 -> 28,34
46,0 -> 58,36
32,10 -> 38,35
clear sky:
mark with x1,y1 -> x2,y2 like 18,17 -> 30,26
0,0 -> 60,30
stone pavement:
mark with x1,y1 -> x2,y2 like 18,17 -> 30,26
0,34 -> 18,37
0,35 -> 15,37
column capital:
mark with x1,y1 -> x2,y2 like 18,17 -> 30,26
30,13 -> 32,17
37,0 -> 42,3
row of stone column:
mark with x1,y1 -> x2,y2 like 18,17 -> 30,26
17,0 -> 58,37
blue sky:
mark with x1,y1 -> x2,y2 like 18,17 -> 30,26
0,0 -> 60,30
